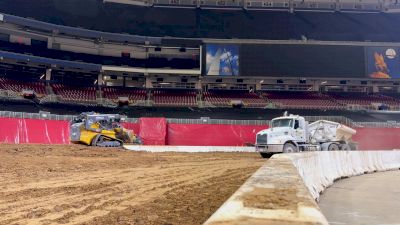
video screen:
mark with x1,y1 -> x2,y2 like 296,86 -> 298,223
205,44 -> 239,76
366,46 -> 400,79
240,44 -> 366,78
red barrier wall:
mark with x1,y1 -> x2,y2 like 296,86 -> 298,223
121,122 -> 140,134
353,127 -> 400,150
167,123 -> 267,146
0,117 -> 70,144
1,117 -> 399,150
138,118 -> 167,145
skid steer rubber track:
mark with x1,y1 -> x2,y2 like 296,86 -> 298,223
96,141 -> 121,147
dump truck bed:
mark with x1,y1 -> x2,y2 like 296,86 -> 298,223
308,120 -> 356,143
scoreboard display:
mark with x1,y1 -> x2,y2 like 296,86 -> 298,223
203,43 -> 400,79
239,44 -> 366,78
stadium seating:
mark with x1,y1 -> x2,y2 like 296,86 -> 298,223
51,84 -> 97,102
152,89 -> 198,107
380,92 -> 400,100
326,92 -> 400,109
262,91 -> 345,110
203,91 -> 267,108
102,87 -> 147,103
0,77 -> 46,97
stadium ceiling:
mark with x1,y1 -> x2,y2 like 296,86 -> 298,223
104,0 -> 399,13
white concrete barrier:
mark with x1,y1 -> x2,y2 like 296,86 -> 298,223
123,145 -> 255,152
204,151 -> 400,225
288,151 -> 400,200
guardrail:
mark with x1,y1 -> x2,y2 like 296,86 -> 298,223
0,111 -> 75,121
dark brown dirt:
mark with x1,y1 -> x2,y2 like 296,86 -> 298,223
241,188 -> 298,210
0,144 -> 264,225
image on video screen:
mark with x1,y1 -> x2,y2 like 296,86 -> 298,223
205,44 -> 239,76
366,46 -> 400,79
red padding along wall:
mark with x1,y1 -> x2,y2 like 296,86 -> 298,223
138,118 -> 167,145
0,117 -> 399,150
167,123 -> 266,146
0,117 -> 70,144
353,128 -> 400,150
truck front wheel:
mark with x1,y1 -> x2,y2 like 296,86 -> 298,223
283,143 -> 298,153
260,153 -> 273,158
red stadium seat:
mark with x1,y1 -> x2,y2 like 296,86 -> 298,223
151,89 -> 198,107
102,87 -> 147,104
0,77 -> 47,97
51,84 -> 97,102
203,91 -> 267,108
263,91 -> 345,110
326,92 -> 400,109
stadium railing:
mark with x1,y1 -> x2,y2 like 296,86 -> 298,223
0,111 -> 75,121
1,110 -> 399,128
2,13 -> 161,45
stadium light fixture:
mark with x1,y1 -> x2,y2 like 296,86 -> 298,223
260,80 -> 264,84
94,79 -> 98,85
40,74 -> 45,79
320,81 -> 327,85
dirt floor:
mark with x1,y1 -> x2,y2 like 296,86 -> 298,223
0,144 -> 264,225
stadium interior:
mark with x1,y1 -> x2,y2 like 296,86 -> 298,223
1,1 -> 400,225
1,0 -> 400,123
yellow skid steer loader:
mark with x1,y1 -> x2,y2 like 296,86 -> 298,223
70,112 -> 142,147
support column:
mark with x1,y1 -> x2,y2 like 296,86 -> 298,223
145,76 -> 152,89
45,68 -> 52,81
195,78 -> 202,90
314,84 -> 320,92
373,85 -> 379,93
255,81 -> 262,91
97,74 -> 104,87
47,37 -> 54,49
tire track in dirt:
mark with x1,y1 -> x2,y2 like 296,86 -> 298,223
0,144 -> 264,225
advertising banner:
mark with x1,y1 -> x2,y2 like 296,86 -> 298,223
366,46 -> 400,79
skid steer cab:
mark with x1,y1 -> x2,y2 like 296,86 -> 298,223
70,112 -> 142,147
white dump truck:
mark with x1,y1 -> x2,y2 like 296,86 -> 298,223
255,114 -> 357,158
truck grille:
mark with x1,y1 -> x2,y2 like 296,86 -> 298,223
256,134 -> 267,144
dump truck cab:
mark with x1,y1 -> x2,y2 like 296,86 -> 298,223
256,115 -> 307,153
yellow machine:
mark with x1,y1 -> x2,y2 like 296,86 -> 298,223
70,112 -> 142,147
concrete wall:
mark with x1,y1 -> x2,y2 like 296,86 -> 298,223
290,151 -> 400,200
204,151 -> 400,225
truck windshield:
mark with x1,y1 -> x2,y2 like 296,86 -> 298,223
271,119 -> 293,128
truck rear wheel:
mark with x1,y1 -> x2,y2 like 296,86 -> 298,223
283,143 -> 298,153
340,144 -> 351,151
328,143 -> 339,151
